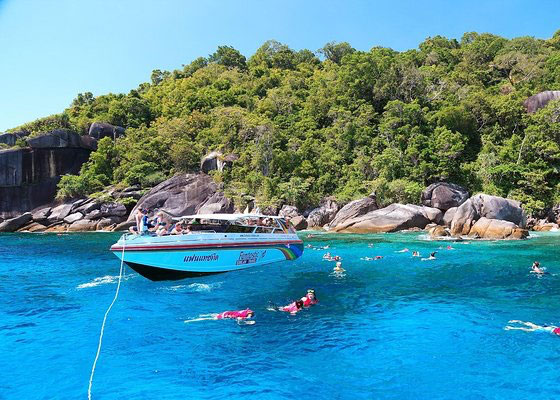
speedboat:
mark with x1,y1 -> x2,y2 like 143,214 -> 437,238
110,214 -> 304,281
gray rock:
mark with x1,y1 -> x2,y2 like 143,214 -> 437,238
63,212 -> 83,224
524,91 -> 560,114
47,203 -> 74,224
113,220 -> 136,232
86,203 -> 127,220
74,199 -> 101,215
332,203 -> 431,233
32,207 -> 51,224
200,151 -> 238,173
0,212 -> 32,232
291,215 -> 308,230
421,206 -> 443,225
96,217 -> 124,231
0,133 -> 17,146
307,198 -> 339,228
128,173 -> 234,220
278,205 -> 300,219
421,182 -> 469,211
328,194 -> 378,229
442,207 -> 457,227
197,192 -> 234,214
88,122 -> 125,140
27,130 -> 82,149
450,194 -> 526,236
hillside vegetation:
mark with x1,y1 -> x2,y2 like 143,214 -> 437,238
9,32 -> 560,214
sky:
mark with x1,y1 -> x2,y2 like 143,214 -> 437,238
0,0 -> 559,131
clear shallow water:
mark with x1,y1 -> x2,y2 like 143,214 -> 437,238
1,232 -> 560,399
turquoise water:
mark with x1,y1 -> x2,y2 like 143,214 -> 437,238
1,231 -> 560,399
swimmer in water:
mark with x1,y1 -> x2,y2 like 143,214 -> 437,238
397,248 -> 409,253
323,252 -> 331,260
504,320 -> 560,336
301,289 -> 318,307
270,300 -> 304,315
333,255 -> 341,261
185,308 -> 255,324
531,261 -> 546,275
333,261 -> 345,272
375,256 -> 383,260
412,251 -> 420,257
446,245 -> 454,250
429,252 -> 437,260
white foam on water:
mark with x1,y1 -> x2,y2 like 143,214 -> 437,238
77,274 -> 135,289
188,282 -> 223,292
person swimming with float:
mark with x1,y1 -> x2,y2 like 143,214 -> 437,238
531,261 -> 547,275
185,308 -> 255,324
397,248 -> 409,253
504,320 -> 560,336
269,300 -> 304,315
412,251 -> 420,257
301,289 -> 318,307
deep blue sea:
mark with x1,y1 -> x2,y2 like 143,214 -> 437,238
1,231 -> 560,399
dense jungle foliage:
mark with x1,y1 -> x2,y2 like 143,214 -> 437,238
9,31 -> 560,214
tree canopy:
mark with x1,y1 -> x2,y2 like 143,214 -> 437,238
9,34 -> 560,215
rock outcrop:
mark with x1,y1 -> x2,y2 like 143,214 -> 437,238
331,204 -> 439,233
128,173 -> 234,220
200,151 -> 238,173
469,217 -> 529,240
306,198 -> 339,228
0,129 -> 99,219
327,194 -> 378,229
450,194 -> 526,236
450,194 -> 527,238
0,212 -> 32,232
88,122 -> 125,140
524,91 -> 560,114
278,205 -> 300,219
421,182 -> 469,211
442,207 -> 457,227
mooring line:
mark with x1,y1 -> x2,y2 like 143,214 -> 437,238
88,237 -> 126,400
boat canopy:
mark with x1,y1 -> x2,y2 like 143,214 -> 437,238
172,213 -> 285,222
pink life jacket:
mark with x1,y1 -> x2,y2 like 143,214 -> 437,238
281,302 -> 300,313
217,308 -> 253,320
553,327 -> 560,336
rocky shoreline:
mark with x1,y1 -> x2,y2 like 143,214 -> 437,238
0,174 -> 554,240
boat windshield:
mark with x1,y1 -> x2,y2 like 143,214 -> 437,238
177,215 -> 289,234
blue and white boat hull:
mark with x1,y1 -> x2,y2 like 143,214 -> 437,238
110,233 -> 304,281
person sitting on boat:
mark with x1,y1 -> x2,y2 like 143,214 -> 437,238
129,208 -> 147,234
155,211 -> 173,236
301,289 -> 318,307
505,320 -> 560,336
170,223 -> 183,235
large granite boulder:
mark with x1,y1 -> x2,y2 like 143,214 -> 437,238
67,219 -> 98,232
524,91 -> 560,114
0,212 -> 32,232
450,194 -> 526,236
327,194 -> 378,229
291,215 -> 308,230
17,222 -> 47,233
421,182 -> 469,211
197,192 -> 233,214
332,204 -> 434,233
88,122 -> 125,140
306,198 -> 339,228
63,212 -> 83,224
428,225 -> 449,239
469,217 -> 529,239
278,205 -> 300,219
442,207 -> 457,227
86,203 -> 127,220
47,203 -> 74,225
128,173 -> 234,220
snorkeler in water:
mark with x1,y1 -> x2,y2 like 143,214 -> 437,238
429,252 -> 437,260
301,289 -> 318,307
269,300 -> 304,315
185,308 -> 255,324
504,320 -> 560,336
531,261 -> 547,275
397,248 -> 409,253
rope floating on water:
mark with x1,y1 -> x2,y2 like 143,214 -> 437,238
87,237 -> 126,400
